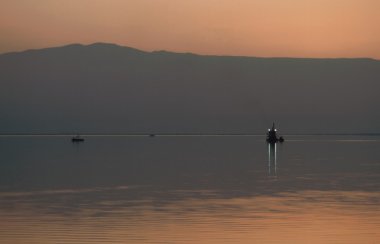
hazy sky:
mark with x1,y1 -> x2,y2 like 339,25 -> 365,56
1,0 -> 379,58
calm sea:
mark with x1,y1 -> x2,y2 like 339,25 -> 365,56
0,135 -> 379,243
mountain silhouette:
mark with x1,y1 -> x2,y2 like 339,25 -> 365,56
0,43 -> 379,134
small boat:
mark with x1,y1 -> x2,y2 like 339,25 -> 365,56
149,134 -> 156,137
266,123 -> 284,143
72,135 -> 84,142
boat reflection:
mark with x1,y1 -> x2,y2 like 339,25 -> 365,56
268,143 -> 277,177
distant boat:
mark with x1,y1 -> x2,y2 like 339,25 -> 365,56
266,123 -> 284,143
72,135 -> 84,142
149,134 -> 156,137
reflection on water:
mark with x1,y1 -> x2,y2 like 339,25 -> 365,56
0,188 -> 379,244
268,143 -> 277,177
0,135 -> 380,243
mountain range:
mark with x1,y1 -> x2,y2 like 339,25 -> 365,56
0,43 -> 379,134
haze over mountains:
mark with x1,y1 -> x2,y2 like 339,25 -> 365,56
0,43 -> 379,134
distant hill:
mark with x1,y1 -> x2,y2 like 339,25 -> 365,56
0,43 -> 379,134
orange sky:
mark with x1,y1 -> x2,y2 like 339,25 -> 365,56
1,0 -> 379,58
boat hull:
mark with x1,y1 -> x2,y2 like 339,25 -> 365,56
72,138 -> 84,142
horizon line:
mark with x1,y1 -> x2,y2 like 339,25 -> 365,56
1,42 -> 379,61
1,133 -> 380,137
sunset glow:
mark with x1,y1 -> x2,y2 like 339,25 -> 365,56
1,0 -> 379,58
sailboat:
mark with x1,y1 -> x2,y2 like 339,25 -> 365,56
266,123 -> 284,143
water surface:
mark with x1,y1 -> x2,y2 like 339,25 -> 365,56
0,135 -> 379,243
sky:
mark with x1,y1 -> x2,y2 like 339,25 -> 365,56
1,0 -> 380,58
